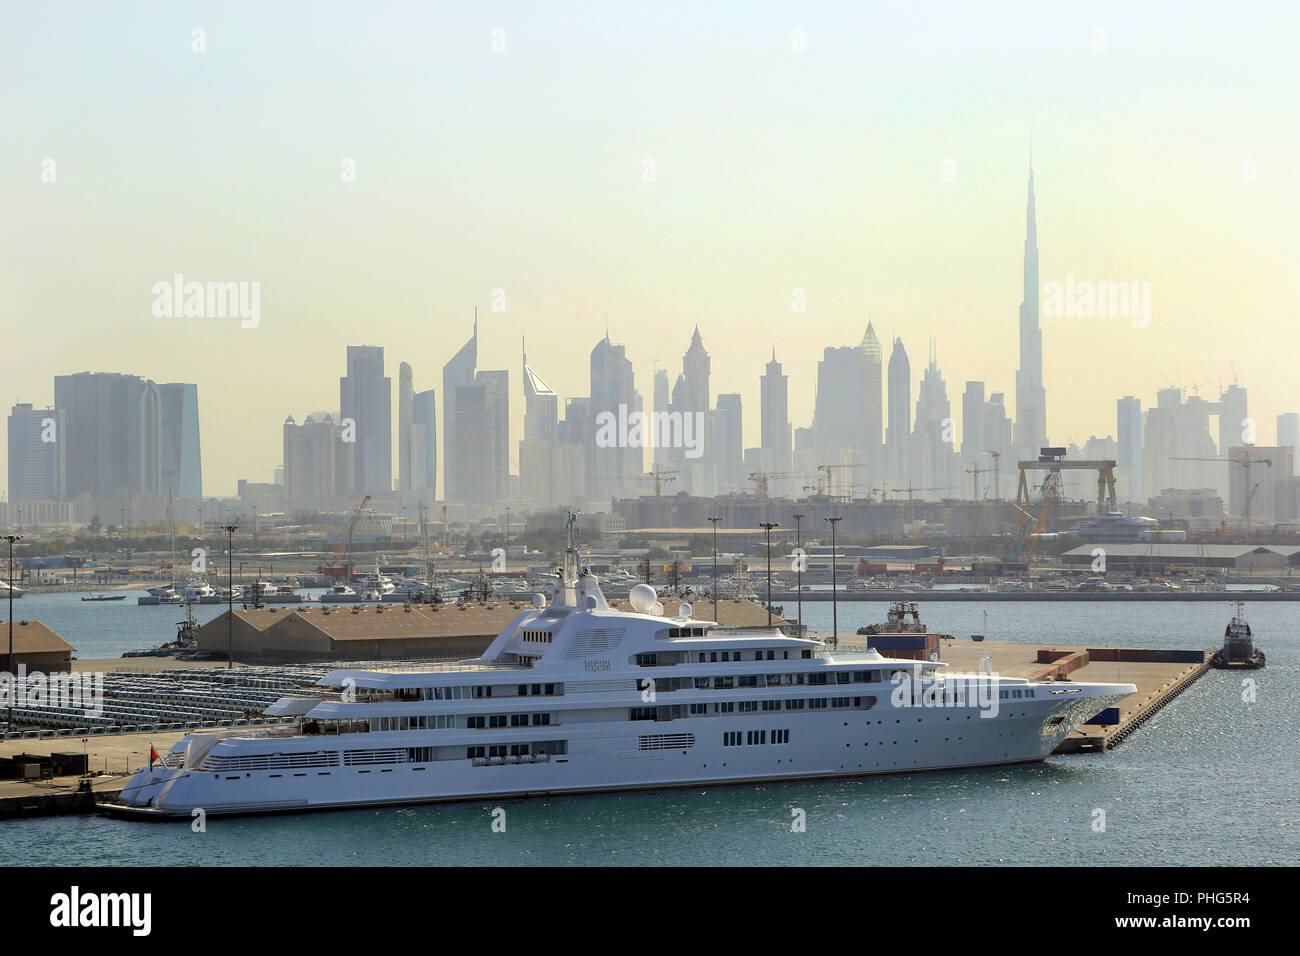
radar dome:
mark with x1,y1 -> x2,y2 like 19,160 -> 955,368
652,601 -> 665,616
679,602 -> 692,619
532,594 -> 545,609
629,583 -> 657,614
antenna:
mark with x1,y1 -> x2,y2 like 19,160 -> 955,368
981,609 -> 993,675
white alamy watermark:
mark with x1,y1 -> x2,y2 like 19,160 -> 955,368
594,403 -> 705,459
0,665 -> 105,718
50,887 -> 151,936
151,274 -> 261,328
1041,274 -> 1151,328
889,671 -> 1001,718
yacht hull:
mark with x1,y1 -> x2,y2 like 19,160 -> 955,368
102,689 -> 1129,820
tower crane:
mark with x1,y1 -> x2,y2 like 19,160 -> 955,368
817,463 -> 871,500
984,450 -> 1002,501
1171,452 -> 1274,529
641,468 -> 678,497
747,471 -> 806,498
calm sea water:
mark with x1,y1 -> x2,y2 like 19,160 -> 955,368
3,594 -> 1295,866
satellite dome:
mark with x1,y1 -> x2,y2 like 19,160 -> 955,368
652,601 -> 665,617
679,602 -> 692,620
629,583 -> 657,614
532,593 -> 545,609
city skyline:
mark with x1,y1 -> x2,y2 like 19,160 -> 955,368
4,4 -> 1299,500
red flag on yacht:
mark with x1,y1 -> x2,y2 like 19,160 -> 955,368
149,744 -> 159,767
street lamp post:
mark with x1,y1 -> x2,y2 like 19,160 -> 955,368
759,522 -> 779,628
706,516 -> 721,622
3,533 -> 23,730
792,513 -> 805,636
825,516 -> 843,647
222,523 -> 238,669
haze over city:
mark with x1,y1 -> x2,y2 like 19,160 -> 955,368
3,1 -> 1298,499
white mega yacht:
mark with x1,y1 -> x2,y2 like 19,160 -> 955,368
105,516 -> 1135,820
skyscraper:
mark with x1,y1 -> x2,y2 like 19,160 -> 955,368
53,372 -> 166,498
886,338 -> 911,485
441,321 -> 477,503
159,382 -> 201,499
398,362 -> 413,493
1217,383 -> 1248,456
760,349 -> 792,474
1117,396 -> 1143,501
339,346 -> 392,497
589,335 -> 643,503
411,390 -> 437,495
961,381 -> 985,495
679,326 -> 710,418
652,367 -> 670,473
520,340 -> 560,506
455,370 -> 509,505
812,324 -> 883,472
7,404 -> 65,502
911,343 -> 955,495
1278,413 -> 1300,476
713,393 -> 743,491
1014,163 -> 1048,458
283,413 -> 352,506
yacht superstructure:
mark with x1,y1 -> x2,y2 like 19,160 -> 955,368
105,515 -> 1135,819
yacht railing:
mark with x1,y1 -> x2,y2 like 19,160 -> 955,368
361,660 -> 534,674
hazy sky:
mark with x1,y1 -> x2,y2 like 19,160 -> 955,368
3,1 -> 1298,498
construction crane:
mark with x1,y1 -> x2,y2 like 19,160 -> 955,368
333,495 -> 371,580
817,463 -> 870,500
965,462 -> 985,501
642,468 -> 678,497
1171,452 -> 1274,529
1010,476 -> 1058,568
748,471 -> 806,498
902,483 -> 958,502
984,450 -> 1002,501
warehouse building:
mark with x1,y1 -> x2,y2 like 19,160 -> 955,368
0,620 -> 76,672
197,596 -> 783,663
1061,543 -> 1300,572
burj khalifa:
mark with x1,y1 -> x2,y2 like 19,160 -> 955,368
1014,163 -> 1048,457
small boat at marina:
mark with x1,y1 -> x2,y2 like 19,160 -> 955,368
81,593 -> 127,602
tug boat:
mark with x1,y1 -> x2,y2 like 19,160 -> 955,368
1210,602 -> 1265,669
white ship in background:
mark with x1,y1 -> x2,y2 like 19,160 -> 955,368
106,516 -> 1135,820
